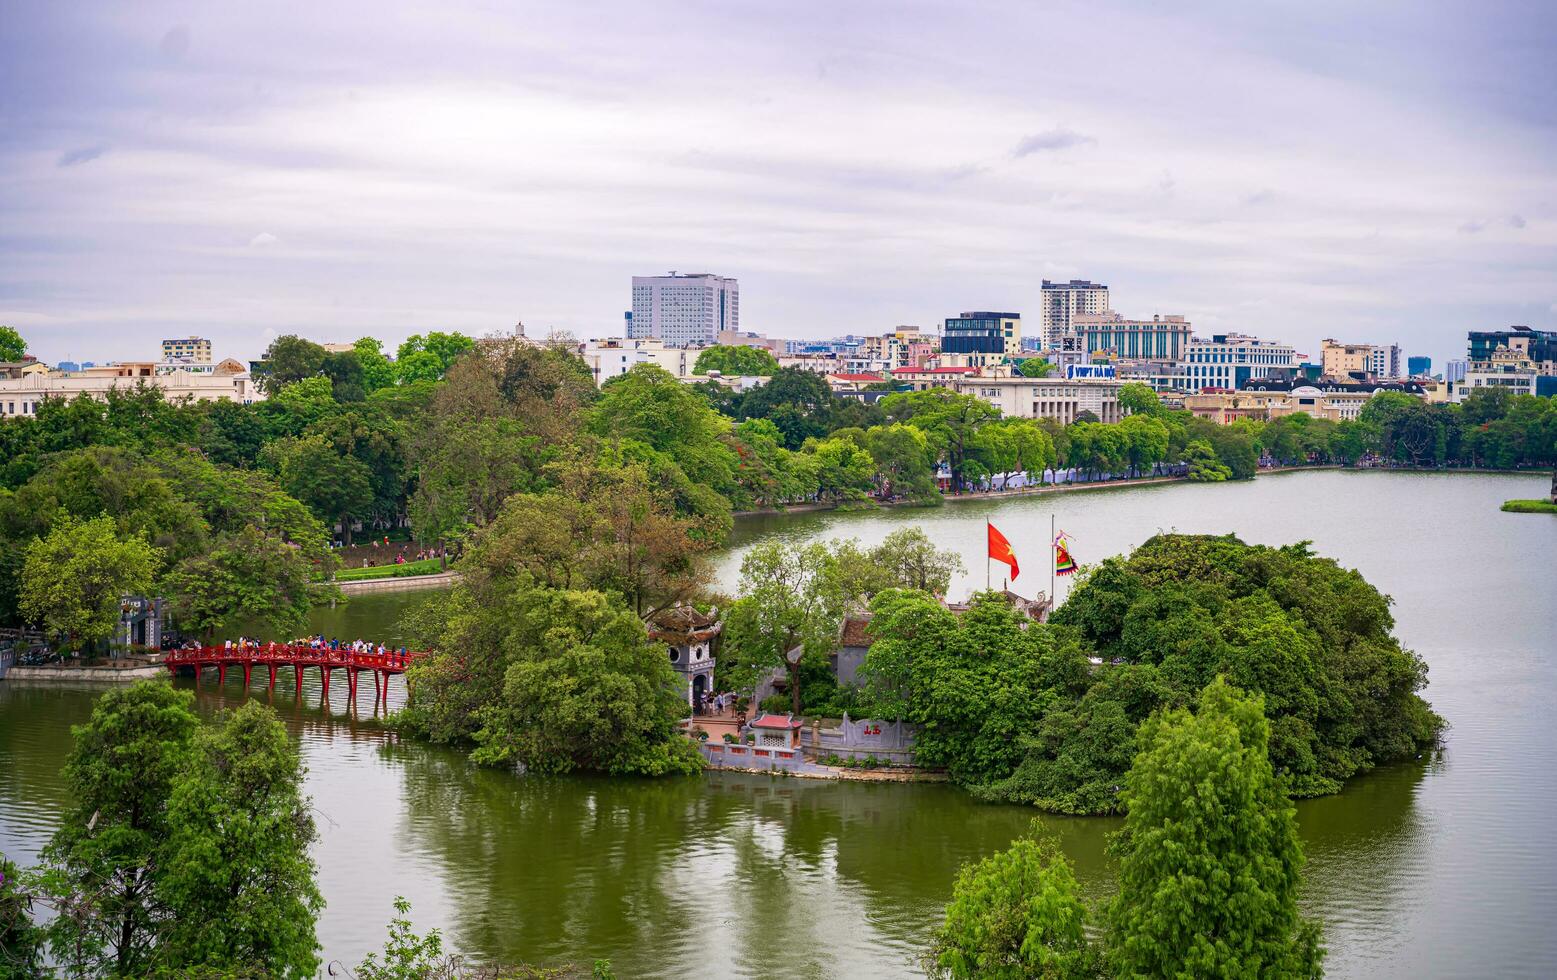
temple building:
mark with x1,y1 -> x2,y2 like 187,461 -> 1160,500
647,604 -> 720,711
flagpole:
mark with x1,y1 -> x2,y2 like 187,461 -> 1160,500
985,521 -> 991,592
1050,513 -> 1056,614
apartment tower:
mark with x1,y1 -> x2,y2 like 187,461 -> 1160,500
1039,279 -> 1109,351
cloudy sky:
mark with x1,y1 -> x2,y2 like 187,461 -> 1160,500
2,0 -> 1554,367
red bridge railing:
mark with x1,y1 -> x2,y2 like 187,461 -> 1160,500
163,643 -> 428,704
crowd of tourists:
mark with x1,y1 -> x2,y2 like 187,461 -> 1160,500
698,690 -> 740,717
178,636 -> 412,665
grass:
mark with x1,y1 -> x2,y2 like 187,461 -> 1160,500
333,557 -> 445,581
1502,498 -> 1557,514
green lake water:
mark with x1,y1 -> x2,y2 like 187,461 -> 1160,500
2,470 -> 1554,977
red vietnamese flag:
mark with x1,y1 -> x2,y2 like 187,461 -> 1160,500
987,521 -> 1019,580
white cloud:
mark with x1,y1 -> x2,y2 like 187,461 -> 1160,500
248,232 -> 279,247
1012,127 -> 1095,157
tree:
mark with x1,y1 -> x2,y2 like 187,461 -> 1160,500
467,588 -> 703,776
0,326 -> 25,362
929,828 -> 1100,980
39,681 -> 200,976
735,367 -> 837,449
864,527 -> 964,595
321,350 -> 366,403
263,434 -> 375,545
865,423 -> 938,500
157,701 -> 322,978
1045,534 -> 1441,809
883,389 -> 1001,492
397,331 -> 474,383
353,337 -> 398,392
1016,357 -> 1055,378
0,853 -> 44,980
1117,382 -> 1162,417
693,344 -> 780,376
257,336 -> 327,394
1183,438 -> 1231,481
807,436 -> 877,500
860,590 -> 1085,787
723,540 -> 847,715
163,526 -> 318,640
20,515 -> 162,652
1108,679 -> 1325,979
589,365 -> 740,494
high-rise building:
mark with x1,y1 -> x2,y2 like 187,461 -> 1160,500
162,336 -> 212,364
1408,355 -> 1432,377
942,312 -> 1021,365
628,272 -> 739,347
1039,280 -> 1109,351
1445,359 -> 1468,383
1467,325 -> 1557,374
1071,312 -> 1191,361
1176,334 -> 1296,391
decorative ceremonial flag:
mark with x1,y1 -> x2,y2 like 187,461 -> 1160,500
1054,533 -> 1077,577
987,521 -> 1020,580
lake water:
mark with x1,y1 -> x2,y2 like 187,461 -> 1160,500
2,470 -> 1553,978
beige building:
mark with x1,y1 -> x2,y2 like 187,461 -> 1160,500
161,336 -> 213,364
1321,339 -> 1401,379
1183,385 -> 1380,424
0,360 -> 51,380
1040,279 -> 1109,351
954,373 -> 1125,424
1458,346 -> 1538,399
0,368 -> 264,419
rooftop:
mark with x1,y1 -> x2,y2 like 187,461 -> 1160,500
750,712 -> 804,730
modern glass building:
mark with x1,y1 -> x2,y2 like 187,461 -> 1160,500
1408,355 -> 1432,377
943,312 -> 1021,360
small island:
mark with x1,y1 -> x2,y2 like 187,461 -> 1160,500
1502,469 -> 1557,513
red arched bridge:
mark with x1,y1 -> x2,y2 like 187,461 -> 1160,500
163,644 -> 425,707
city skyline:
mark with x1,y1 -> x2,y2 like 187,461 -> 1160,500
3,1 -> 1554,369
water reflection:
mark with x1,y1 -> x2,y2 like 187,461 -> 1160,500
3,472 -> 1555,978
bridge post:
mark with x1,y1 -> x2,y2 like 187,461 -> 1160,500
374,669 -> 382,706
218,663 -> 226,686
348,668 -> 358,704
321,665 -> 331,700
295,663 -> 303,698
269,664 -> 276,689
243,663 -> 252,688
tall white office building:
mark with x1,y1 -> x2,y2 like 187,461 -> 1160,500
1039,279 -> 1110,351
629,272 -> 739,347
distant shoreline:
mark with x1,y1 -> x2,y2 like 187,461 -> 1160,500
732,464 -> 1543,520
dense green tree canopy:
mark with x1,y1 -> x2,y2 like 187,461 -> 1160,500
930,828 -> 1100,980
36,684 -> 322,978
1016,357 -> 1055,378
855,534 -> 1441,814
0,325 -> 25,362
693,344 -> 780,376
257,335 -> 327,394
39,682 -> 200,975
1109,679 -> 1325,978
158,701 -> 323,978
21,514 -> 162,651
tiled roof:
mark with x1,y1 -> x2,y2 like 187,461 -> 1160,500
829,373 -> 885,382
839,615 -> 874,647
750,712 -> 804,729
